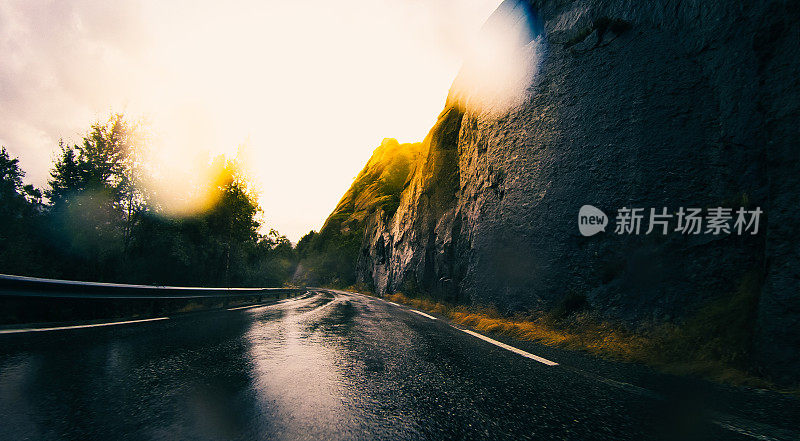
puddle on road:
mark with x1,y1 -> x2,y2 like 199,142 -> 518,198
243,292 -> 365,439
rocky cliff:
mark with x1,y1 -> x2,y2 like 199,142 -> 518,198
294,139 -> 424,286
320,0 -> 799,383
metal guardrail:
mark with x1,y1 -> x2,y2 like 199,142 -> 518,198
0,274 -> 305,299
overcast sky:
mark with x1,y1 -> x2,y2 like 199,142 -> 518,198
0,0 -> 502,241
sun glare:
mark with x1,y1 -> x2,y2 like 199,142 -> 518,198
0,0 -> 504,240
450,0 -> 543,114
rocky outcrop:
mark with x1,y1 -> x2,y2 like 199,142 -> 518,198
322,138 -> 424,232
293,139 -> 425,286
357,107 -> 464,299
337,0 -> 799,382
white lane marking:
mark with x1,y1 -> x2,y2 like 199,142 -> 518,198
410,309 -> 437,320
227,304 -> 265,311
711,412 -> 797,441
713,421 -> 778,441
368,293 -> 785,441
460,328 -> 559,366
0,317 -> 169,334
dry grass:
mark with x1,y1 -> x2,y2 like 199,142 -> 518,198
381,279 -> 778,390
387,292 -> 649,361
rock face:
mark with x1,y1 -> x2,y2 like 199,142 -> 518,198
293,139 -> 425,287
338,0 -> 799,382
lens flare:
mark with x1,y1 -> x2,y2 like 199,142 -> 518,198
449,0 -> 543,114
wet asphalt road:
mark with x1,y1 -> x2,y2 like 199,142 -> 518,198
0,290 -> 796,441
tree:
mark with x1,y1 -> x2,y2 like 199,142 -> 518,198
45,115 -> 145,280
204,157 -> 261,284
122,153 -> 297,287
0,147 -> 41,219
295,230 -> 317,259
4,115 -> 299,287
0,147 -> 44,275
46,115 -> 136,203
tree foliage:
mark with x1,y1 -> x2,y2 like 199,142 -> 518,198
0,147 -> 44,274
0,115 -> 297,287
294,227 -> 362,287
